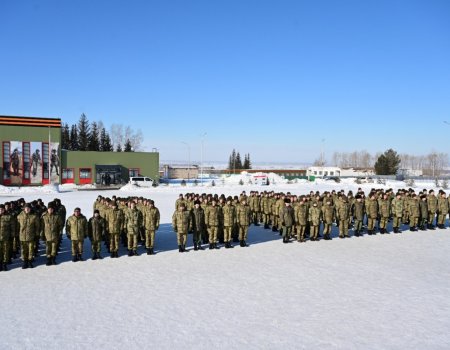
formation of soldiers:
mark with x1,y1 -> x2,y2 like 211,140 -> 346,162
0,187 -> 449,270
172,187 -> 450,250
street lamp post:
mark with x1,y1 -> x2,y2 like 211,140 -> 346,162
200,132 -> 207,186
181,141 -> 191,182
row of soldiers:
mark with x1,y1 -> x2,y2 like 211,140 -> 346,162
0,198 -> 67,270
171,188 -> 450,247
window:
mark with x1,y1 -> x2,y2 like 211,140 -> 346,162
23,142 -> 30,180
3,142 -> 10,180
80,168 -> 91,179
62,168 -> 74,179
129,168 -> 139,177
319,171 -> 323,175
314,171 -> 317,175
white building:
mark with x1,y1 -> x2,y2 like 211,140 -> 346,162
307,167 -> 341,178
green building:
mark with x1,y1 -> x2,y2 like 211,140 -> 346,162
0,115 -> 159,186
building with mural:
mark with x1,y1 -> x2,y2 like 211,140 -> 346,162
0,115 -> 159,186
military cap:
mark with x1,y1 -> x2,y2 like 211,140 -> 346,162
94,209 -> 100,214
74,207 -> 81,211
47,202 -> 55,209
0,204 -> 5,209
24,203 -> 31,209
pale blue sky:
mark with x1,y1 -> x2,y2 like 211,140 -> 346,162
1,0 -> 449,163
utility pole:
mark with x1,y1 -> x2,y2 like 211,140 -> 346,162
200,132 -> 207,186
181,141 -> 191,182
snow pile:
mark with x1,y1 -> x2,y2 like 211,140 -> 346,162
221,171 -> 288,186
0,184 -> 60,195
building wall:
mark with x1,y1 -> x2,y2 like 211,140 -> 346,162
0,116 -> 61,185
62,150 -> 159,185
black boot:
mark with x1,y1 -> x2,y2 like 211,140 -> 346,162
46,257 -> 52,266
182,245 -> 187,252
110,252 -> 115,258
92,253 -> 98,260
393,227 -> 398,233
28,260 -> 34,268
197,244 -> 204,250
78,254 -> 83,261
228,242 -> 234,248
22,260 -> 28,269
133,250 -> 139,256
194,243 -> 198,251
420,225 -> 426,231
147,248 -> 151,255
2,263 -> 7,271
209,243 -> 214,250
214,243 -> 220,249
178,245 -> 183,253
128,250 -> 133,257
72,255 -> 78,262
52,257 -> 57,264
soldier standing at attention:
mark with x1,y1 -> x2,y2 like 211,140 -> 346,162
352,195 -> 365,237
280,198 -> 295,243
391,193 -> 404,233
143,200 -> 160,255
236,197 -> 251,247
66,207 -> 88,262
191,200 -> 205,251
366,193 -> 379,235
107,201 -> 125,258
172,203 -> 191,252
0,204 -> 13,271
205,199 -> 221,249
322,199 -> 334,240
427,190 -> 438,229
40,202 -> 63,266
222,197 -> 236,249
88,209 -> 106,260
18,203 -> 40,269
437,192 -> 448,229
124,201 -> 143,256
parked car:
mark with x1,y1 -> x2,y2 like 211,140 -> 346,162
129,176 -> 154,187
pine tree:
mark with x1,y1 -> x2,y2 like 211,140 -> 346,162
116,143 -> 122,152
228,149 -> 236,170
61,123 -> 70,149
88,122 -> 100,151
124,139 -> 133,152
375,149 -> 401,175
77,113 -> 90,151
69,124 -> 79,151
243,153 -> 252,169
235,152 -> 243,170
99,127 -> 112,151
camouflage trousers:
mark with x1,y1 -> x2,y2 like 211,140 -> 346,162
176,231 -> 187,246
354,219 -> 363,232
0,240 -> 10,263
392,216 -> 402,229
379,217 -> 389,229
367,217 -> 377,231
71,240 -> 84,256
223,226 -> 233,242
437,213 -> 447,226
282,226 -> 292,239
238,225 -> 248,241
208,226 -> 218,244
45,240 -> 58,257
339,221 -> 349,237
310,225 -> 319,239
110,233 -> 120,252
127,234 -> 138,250
21,241 -> 35,261
410,216 -> 419,228
262,213 -> 270,225
428,212 -> 436,225
297,225 -> 306,241
323,222 -> 333,235
91,240 -> 102,253
145,229 -> 156,249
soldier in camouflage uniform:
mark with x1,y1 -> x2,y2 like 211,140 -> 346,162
124,201 -> 143,256
205,199 -> 221,249
336,197 -> 350,238
352,194 -> 365,236
18,203 -> 40,268
280,198 -> 295,243
191,200 -> 205,251
295,197 -> 308,242
66,207 -> 88,262
419,195 -> 428,231
143,200 -> 160,255
427,190 -> 438,229
366,193 -> 379,235
107,201 -> 125,258
88,209 -> 106,260
391,193 -> 404,233
322,199 -> 334,240
308,202 -> 321,241
172,203 -> 191,252
236,197 -> 251,247
0,204 -> 14,271
437,192 -> 448,229
379,194 -> 391,234
222,197 -> 236,249
40,202 -> 63,265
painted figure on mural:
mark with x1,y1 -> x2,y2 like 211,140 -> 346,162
50,149 -> 59,176
10,149 -> 20,176
31,149 -> 41,177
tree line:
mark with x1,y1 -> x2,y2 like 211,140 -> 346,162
328,149 -> 449,176
228,149 -> 252,170
61,113 -> 143,152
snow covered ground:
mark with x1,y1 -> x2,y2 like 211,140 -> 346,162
1,179 -> 450,349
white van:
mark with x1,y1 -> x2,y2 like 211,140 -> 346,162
129,176 -> 154,187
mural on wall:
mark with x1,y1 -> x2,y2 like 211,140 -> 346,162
9,141 -> 23,185
30,142 -> 42,184
50,142 -> 60,184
